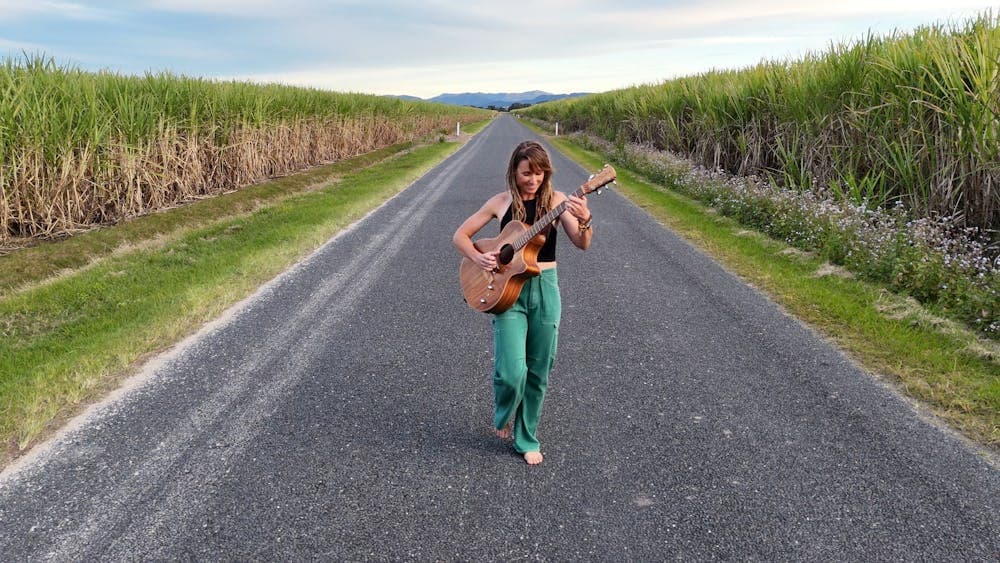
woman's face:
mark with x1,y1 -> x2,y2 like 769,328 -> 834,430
515,159 -> 545,199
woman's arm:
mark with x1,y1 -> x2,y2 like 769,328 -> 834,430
556,192 -> 593,250
453,193 -> 507,270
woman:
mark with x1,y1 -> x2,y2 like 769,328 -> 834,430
452,140 -> 593,465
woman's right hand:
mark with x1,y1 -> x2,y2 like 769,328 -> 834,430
476,250 -> 499,271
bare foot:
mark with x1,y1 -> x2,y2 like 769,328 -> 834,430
495,422 -> 512,440
524,451 -> 543,465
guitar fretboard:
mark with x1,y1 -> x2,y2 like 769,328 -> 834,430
512,187 -> 586,250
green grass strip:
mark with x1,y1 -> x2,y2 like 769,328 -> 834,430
546,134 -> 999,451
0,136 -> 472,460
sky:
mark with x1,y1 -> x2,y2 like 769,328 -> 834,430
1,1 -> 996,99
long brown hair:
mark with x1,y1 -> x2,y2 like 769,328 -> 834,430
505,140 -> 554,223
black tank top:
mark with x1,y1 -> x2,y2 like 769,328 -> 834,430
500,198 -> 557,262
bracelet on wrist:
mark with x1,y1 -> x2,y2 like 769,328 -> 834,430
578,215 -> 592,231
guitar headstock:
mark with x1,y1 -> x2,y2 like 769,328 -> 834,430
581,164 -> 617,196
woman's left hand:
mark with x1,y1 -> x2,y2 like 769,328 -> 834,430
566,194 -> 591,223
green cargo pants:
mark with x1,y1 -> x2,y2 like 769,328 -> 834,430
492,268 -> 561,454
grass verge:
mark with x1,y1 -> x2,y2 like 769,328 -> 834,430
544,133 -> 999,453
0,123 -> 488,465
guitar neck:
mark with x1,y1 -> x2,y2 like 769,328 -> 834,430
513,187 -> 585,250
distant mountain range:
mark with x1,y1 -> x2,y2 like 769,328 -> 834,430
395,90 -> 591,108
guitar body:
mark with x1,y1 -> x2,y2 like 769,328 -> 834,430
459,220 -> 546,314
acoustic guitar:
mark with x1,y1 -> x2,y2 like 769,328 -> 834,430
459,164 -> 616,314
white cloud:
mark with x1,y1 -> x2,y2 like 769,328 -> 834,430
247,0 -> 997,74
147,0 -> 355,17
0,1 -> 117,22
225,60 -> 575,98
647,35 -> 802,47
222,41 -> 720,99
590,0 -> 997,30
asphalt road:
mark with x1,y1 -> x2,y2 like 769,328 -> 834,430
1,115 -> 997,560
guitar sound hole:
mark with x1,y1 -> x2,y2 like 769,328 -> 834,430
498,244 -> 514,265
